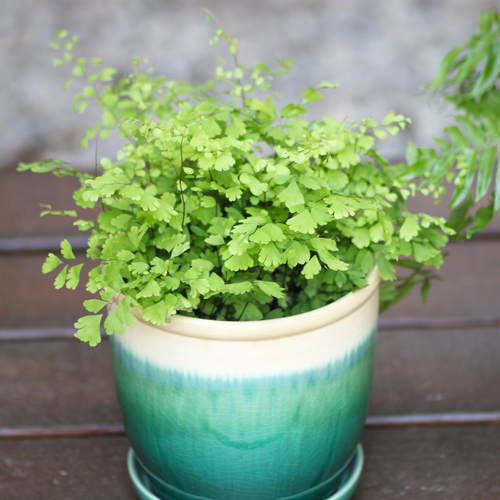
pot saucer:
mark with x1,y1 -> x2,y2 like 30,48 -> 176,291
127,444 -> 364,500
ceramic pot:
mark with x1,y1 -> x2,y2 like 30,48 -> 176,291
110,267 -> 379,500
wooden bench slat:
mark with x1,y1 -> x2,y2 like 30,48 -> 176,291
1,241 -> 499,329
372,327 -> 500,416
1,428 -> 498,500
384,240 -> 500,320
0,172 -> 97,239
0,340 -> 120,428
1,328 -> 499,428
355,426 -> 500,499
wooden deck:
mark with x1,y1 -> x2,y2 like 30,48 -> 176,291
1,169 -> 499,499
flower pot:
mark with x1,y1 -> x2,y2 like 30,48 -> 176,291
110,267 -> 379,500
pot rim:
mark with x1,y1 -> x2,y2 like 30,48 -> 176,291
129,266 -> 379,341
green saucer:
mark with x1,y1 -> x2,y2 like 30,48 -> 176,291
127,444 -> 364,500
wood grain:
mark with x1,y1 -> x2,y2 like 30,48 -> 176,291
1,328 -> 499,428
0,340 -> 120,428
1,240 -> 500,329
0,171 -> 97,239
355,426 -> 500,500
1,429 -> 499,500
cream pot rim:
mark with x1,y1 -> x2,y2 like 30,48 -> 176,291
122,266 -> 380,342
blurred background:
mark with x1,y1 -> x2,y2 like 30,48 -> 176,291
2,0 -> 500,171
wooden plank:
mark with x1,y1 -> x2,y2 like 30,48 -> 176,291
2,169 -> 499,238
0,428 -> 499,500
3,412 -> 500,441
355,426 -> 500,500
384,240 -> 500,320
0,236 -> 88,254
0,254 -> 93,329
371,327 -> 500,416
1,240 -> 500,329
0,171 -> 97,239
0,340 -> 121,428
1,328 -> 499,428
0,436 -> 136,500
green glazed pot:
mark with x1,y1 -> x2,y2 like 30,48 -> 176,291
110,267 -> 379,500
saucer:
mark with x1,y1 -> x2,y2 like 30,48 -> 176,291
127,444 -> 364,500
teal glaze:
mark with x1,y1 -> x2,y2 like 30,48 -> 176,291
127,445 -> 364,500
111,328 -> 376,500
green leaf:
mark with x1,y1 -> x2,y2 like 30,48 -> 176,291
116,298 -> 137,327
444,126 -> 469,150
258,242 -> 281,268
301,87 -> 323,103
142,300 -> 169,325
412,242 -> 440,263
74,314 -> 103,346
117,250 -> 135,262
249,227 -> 271,244
74,219 -> 94,231
377,255 -> 396,281
42,253 -> 63,274
137,280 -> 161,298
254,281 -> 284,299
225,187 -> 243,201
225,252 -> 254,271
467,204 -> 494,238
171,242 -> 190,259
471,39 -> 500,97
128,225 -> 148,249
337,144 -> 360,168
100,67 -> 117,81
66,263 -> 84,289
449,150 -> 477,209
215,154 -> 235,171
84,299 -> 108,313
129,262 -> 149,275
429,45 -> 465,88
326,196 -> 357,219
227,282 -> 253,295
454,115 -> 487,147
287,210 -> 317,234
421,278 -> 431,303
351,228 -> 370,248
227,115 -> 246,138
54,265 -> 68,289
398,158 -> 432,181
261,223 -> 286,242
286,244 -> 310,267
151,257 -> 171,275
277,180 -> 305,209
476,146 -> 497,201
238,303 -> 264,321
104,311 -> 126,336
317,252 -> 348,271
281,103 -> 307,118
400,215 -> 419,242
494,159 -> 500,213
205,234 -> 225,246
61,239 -> 75,259
138,192 -> 160,211
302,256 -> 321,279
102,110 -> 116,127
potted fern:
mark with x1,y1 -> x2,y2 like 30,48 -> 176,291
19,10 -> 500,500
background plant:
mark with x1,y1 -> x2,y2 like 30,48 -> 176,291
19,10 -> 500,345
